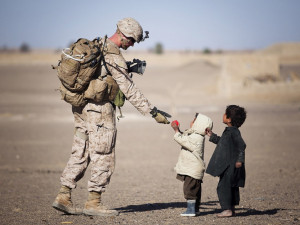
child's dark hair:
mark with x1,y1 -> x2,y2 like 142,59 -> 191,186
225,105 -> 247,128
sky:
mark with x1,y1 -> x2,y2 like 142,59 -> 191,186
1,0 -> 300,51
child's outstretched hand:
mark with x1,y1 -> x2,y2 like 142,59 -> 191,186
171,120 -> 180,133
205,127 -> 213,136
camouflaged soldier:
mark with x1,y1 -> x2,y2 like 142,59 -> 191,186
52,17 -> 171,216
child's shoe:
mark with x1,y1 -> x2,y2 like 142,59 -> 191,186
217,209 -> 232,217
180,200 -> 196,217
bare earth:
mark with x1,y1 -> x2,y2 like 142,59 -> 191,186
0,50 -> 300,225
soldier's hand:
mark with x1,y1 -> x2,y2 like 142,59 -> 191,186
150,107 -> 171,124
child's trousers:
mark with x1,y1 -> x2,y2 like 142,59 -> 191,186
177,174 -> 202,200
217,167 -> 240,210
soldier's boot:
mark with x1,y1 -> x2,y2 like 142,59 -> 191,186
52,185 -> 82,215
83,191 -> 119,216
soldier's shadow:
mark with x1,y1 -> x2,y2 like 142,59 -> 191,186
115,201 -> 283,217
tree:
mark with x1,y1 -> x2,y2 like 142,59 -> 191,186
154,43 -> 164,54
203,48 -> 211,54
20,43 -> 30,53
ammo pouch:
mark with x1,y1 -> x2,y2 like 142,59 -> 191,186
104,75 -> 120,102
82,75 -> 120,104
84,78 -> 108,102
59,84 -> 87,107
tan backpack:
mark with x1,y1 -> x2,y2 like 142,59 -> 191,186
53,37 -> 108,107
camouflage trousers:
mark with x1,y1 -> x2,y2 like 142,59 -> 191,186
60,101 -> 117,193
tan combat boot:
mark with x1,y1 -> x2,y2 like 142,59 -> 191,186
52,185 -> 82,215
83,191 -> 119,216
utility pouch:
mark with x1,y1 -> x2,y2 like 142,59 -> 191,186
113,90 -> 126,107
59,84 -> 87,107
105,75 -> 120,102
84,78 -> 108,103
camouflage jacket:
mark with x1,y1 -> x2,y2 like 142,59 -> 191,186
98,38 -> 152,115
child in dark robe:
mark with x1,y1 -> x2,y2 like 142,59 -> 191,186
205,105 -> 247,217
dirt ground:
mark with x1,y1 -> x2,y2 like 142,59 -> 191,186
0,52 -> 300,225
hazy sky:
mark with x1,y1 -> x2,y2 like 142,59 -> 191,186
1,0 -> 300,51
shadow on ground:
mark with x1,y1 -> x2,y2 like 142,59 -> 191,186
116,201 -> 218,213
116,202 -> 284,217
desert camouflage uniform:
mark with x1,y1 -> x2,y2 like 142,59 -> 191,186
60,38 -> 152,192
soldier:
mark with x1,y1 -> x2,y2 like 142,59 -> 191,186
52,17 -> 171,216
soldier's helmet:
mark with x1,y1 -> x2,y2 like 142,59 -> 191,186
117,18 -> 143,43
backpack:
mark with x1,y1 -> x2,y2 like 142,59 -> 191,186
57,37 -> 103,92
53,36 -> 126,109
53,37 -> 107,107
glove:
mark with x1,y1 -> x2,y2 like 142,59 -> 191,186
150,107 -> 171,124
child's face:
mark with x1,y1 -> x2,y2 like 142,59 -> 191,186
223,113 -> 232,126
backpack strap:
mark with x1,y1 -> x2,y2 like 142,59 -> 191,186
99,35 -> 111,76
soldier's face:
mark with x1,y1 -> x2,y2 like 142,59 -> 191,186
120,33 -> 135,50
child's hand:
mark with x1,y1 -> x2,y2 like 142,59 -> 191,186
171,120 -> 180,132
235,162 -> 242,168
205,127 -> 212,136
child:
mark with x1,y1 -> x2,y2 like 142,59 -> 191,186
205,105 -> 247,217
171,113 -> 213,217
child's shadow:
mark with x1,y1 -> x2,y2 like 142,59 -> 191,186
115,201 -> 284,217
115,201 -> 218,213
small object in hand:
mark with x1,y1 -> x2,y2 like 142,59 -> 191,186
173,120 -> 179,126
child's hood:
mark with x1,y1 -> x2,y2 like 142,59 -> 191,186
190,113 -> 213,135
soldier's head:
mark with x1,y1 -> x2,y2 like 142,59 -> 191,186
116,18 -> 143,50
117,18 -> 143,42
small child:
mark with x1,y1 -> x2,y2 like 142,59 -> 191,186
205,105 -> 247,217
171,113 -> 213,217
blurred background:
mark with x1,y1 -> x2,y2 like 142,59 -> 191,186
1,0 -> 300,104
1,0 -> 300,51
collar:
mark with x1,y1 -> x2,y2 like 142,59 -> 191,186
103,38 -> 121,55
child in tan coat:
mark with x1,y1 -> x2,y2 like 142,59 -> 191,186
171,113 -> 213,216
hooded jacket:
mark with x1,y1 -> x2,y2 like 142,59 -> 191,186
174,113 -> 213,180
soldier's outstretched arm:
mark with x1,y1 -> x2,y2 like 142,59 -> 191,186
105,56 -> 171,123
